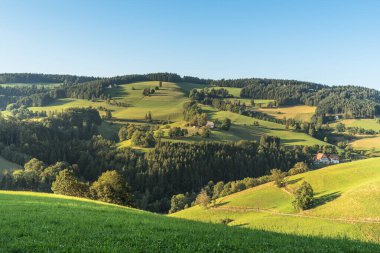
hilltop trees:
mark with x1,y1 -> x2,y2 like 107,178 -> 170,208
293,181 -> 314,211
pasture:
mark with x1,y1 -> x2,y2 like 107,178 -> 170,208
0,190 -> 378,252
338,118 -> 380,132
171,158 -> 380,243
257,105 -> 316,122
30,81 -> 200,122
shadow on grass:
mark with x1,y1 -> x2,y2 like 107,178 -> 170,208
312,191 -> 341,208
233,223 -> 249,227
212,201 -> 230,208
287,178 -> 303,185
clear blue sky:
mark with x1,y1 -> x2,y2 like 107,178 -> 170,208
1,0 -> 379,89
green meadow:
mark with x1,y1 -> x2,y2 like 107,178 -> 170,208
0,190 -> 379,252
171,158 -> 380,243
28,81 -> 329,147
30,81 -> 202,122
338,118 -> 380,132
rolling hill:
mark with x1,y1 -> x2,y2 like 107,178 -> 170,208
0,190 -> 379,252
28,81 -> 329,147
171,158 -> 380,243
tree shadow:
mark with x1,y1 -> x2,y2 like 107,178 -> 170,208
233,223 -> 249,227
287,178 -> 303,185
312,191 -> 341,208
213,201 -> 230,208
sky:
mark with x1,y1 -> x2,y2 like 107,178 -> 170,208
0,0 -> 379,89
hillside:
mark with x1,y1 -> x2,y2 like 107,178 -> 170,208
171,158 -> 380,243
0,191 -> 379,252
28,81 -> 329,147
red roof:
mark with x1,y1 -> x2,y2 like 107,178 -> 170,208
315,153 -> 328,160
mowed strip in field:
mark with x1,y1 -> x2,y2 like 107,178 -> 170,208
257,105 -> 317,122
338,118 -> 380,132
0,191 -> 379,252
171,158 -> 380,243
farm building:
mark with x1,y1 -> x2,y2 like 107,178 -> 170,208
206,121 -> 215,129
314,153 -> 340,165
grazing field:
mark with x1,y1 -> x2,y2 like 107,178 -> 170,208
209,86 -> 243,97
28,81 -> 328,147
1,191 -> 379,252
201,106 -> 327,146
350,135 -> 380,152
257,105 -> 317,122
171,158 -> 380,243
0,156 -> 22,175
338,118 -> 380,132
30,81 -> 197,122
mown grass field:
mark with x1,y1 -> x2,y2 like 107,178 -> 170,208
0,156 -> 22,175
171,158 -> 380,243
350,135 -> 380,152
257,105 -> 317,122
200,106 -> 327,146
338,118 -> 380,132
1,191 -> 379,252
30,82 -> 202,122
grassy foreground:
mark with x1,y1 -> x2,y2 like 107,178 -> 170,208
0,191 -> 379,252
172,158 -> 380,244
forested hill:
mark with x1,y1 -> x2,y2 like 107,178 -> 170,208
0,73 -> 100,84
2,72 -> 380,118
240,82 -> 380,118
212,78 -> 380,118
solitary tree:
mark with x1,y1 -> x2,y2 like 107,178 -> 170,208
292,181 -> 314,211
270,168 -> 287,187
90,170 -> 133,206
105,110 -> 112,120
195,190 -> 211,208
51,169 -> 88,197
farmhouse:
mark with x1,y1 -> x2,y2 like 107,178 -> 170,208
314,153 -> 340,165
206,121 -> 215,129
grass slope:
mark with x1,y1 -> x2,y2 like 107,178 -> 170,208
0,156 -> 22,175
0,191 -> 379,252
202,106 -> 327,146
28,81 -> 329,146
30,81 -> 200,122
257,105 -> 316,122
339,119 -> 380,132
171,158 -> 380,243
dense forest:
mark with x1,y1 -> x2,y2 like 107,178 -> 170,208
238,81 -> 380,118
0,73 -> 99,84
